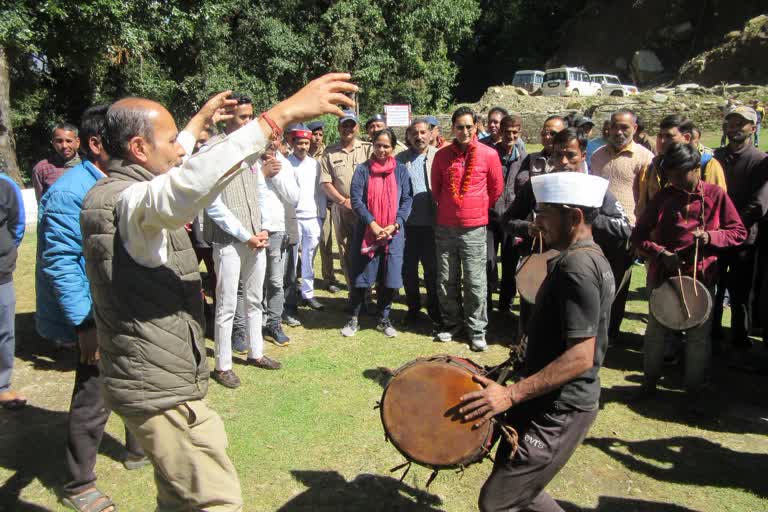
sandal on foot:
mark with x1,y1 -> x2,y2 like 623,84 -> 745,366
61,488 -> 116,512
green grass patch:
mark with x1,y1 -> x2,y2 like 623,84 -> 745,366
2,226 -> 766,511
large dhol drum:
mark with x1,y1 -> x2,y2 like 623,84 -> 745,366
650,275 -> 712,331
380,355 -> 495,469
515,249 -> 559,304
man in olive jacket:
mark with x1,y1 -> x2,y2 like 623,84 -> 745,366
80,75 -> 357,511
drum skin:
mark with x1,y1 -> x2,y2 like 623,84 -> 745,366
516,249 -> 559,304
650,275 -> 712,331
380,356 -> 494,469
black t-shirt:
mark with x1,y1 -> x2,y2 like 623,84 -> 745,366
523,239 -> 615,412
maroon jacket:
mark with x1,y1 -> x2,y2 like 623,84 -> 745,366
431,140 -> 503,227
631,181 -> 747,288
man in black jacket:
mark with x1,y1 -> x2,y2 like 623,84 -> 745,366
488,115 -> 527,313
712,106 -> 768,351
502,128 -> 631,338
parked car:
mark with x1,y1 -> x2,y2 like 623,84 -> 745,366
542,67 -> 602,97
512,70 -> 545,94
590,74 -> 639,96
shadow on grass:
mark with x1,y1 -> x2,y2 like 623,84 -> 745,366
14,313 -> 76,373
584,436 -> 768,498
0,405 -> 126,510
277,470 -> 443,511
362,367 -> 394,389
601,337 -> 768,434
559,496 -> 701,511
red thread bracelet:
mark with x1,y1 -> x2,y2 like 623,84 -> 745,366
260,111 -> 283,140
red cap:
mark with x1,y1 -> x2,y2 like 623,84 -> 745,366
291,129 -> 312,140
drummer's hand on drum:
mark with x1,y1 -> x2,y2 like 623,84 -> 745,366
459,375 -> 515,428
659,250 -> 680,271
692,228 -> 710,245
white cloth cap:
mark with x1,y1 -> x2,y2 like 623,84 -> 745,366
531,173 -> 609,208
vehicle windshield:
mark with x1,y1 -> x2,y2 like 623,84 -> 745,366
544,71 -> 566,82
513,73 -> 534,85
606,76 -> 621,84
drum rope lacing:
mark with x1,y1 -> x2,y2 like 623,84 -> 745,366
380,353 -> 522,487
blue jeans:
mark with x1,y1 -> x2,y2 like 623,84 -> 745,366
0,281 -> 16,392
263,232 -> 288,327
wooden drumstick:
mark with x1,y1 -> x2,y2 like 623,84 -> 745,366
538,232 -> 543,255
678,268 -> 691,319
692,237 -> 699,296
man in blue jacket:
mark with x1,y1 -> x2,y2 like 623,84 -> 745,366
0,159 -> 25,410
36,105 -> 148,512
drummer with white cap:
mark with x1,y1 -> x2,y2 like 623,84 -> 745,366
460,172 -> 616,512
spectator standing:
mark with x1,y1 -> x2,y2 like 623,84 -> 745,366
753,100 -> 764,148
431,107 -> 503,351
320,110 -> 371,291
712,106 -> 768,351
488,115 -> 526,313
204,94 -> 282,389
586,120 -> 610,169
341,128 -> 413,338
0,160 -> 25,410
289,127 -> 326,313
397,118 -> 441,325
36,105 -> 150,511
635,114 -> 727,219
258,137 -> 300,347
32,123 -> 81,202
591,109 -> 654,341
307,121 -> 340,293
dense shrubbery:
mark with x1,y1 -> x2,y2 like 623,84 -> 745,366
1,0 -> 481,181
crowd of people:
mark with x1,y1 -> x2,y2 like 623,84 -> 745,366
0,70 -> 766,511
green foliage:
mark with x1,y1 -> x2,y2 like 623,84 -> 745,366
2,0 -> 480,180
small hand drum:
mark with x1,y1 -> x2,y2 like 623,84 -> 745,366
516,249 -> 559,304
650,275 -> 712,331
380,356 -> 495,469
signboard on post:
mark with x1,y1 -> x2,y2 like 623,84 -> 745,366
384,104 -> 411,127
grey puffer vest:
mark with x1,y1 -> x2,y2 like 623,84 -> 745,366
80,160 -> 208,416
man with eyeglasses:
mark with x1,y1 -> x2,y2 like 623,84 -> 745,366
431,107 -> 503,351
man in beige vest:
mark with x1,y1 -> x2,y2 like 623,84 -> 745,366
80,75 -> 356,512
204,93 -> 282,389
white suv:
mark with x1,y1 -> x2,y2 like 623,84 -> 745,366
542,67 -> 602,97
590,74 -> 639,96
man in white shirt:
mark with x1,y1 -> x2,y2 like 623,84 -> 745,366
289,126 -> 326,312
80,74 -> 357,511
257,140 -> 299,346
204,94 -> 282,388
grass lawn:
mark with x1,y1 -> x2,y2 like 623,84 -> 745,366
2,225 -> 767,511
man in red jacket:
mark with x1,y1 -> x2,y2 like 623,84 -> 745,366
431,107 -> 503,351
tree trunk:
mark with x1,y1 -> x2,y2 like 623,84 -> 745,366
0,47 -> 22,186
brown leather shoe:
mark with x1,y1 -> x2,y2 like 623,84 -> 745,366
212,369 -> 241,388
248,355 -> 282,370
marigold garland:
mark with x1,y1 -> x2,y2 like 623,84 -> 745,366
449,143 -> 477,204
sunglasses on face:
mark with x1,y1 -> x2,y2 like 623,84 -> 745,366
455,125 -> 474,131
541,130 -> 558,137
